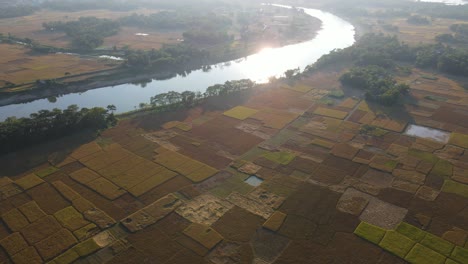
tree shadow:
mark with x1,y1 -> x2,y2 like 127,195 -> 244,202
0,131 -> 96,177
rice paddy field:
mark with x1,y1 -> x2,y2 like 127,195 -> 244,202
1,60 -> 468,263
0,44 -> 117,86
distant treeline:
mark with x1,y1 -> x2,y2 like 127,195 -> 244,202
0,5 -> 35,19
119,11 -> 232,31
436,24 -> 468,44
326,0 -> 468,20
309,33 -> 468,77
42,0 -> 138,12
124,44 -> 210,70
0,105 -> 116,155
140,79 -> 255,111
43,17 -> 120,50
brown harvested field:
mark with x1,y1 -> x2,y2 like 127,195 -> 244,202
245,86 -> 312,111
0,8 -> 161,48
0,44 -> 116,85
189,115 -> 264,156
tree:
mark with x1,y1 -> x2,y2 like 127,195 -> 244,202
284,68 -> 300,82
107,105 -> 116,113
181,91 -> 196,107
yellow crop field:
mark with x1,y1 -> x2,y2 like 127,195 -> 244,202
251,109 -> 300,129
86,177 -> 127,200
282,84 -> 312,93
70,168 -> 101,184
153,148 -> 218,183
314,107 -> 348,119
223,106 -> 259,120
127,170 -> 178,197
339,98 -> 360,109
70,142 -> 102,160
15,174 -> 44,190
449,133 -> 468,149
186,165 -> 218,183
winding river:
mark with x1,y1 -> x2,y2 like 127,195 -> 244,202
416,0 -> 467,4
0,5 -> 357,120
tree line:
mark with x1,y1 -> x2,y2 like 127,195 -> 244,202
0,5 -> 35,19
436,24 -> 468,44
0,105 -> 117,155
140,79 -> 255,111
308,33 -> 468,77
42,0 -> 138,12
326,0 -> 468,21
43,17 -> 120,50
124,44 -> 210,71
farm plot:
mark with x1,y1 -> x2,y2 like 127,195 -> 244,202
153,148 -> 218,183
245,86 -> 312,111
250,108 -> 301,129
189,116 -> 264,155
0,44 -> 116,86
223,106 -> 259,120
74,143 -> 178,197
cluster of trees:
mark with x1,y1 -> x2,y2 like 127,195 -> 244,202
340,66 -> 409,105
308,33 -> 468,77
119,11 -> 232,31
119,11 -> 233,45
145,79 -> 255,110
125,44 -> 209,70
43,17 -> 120,50
407,15 -> 430,25
0,105 -> 117,155
42,0 -> 137,12
436,24 -> 468,44
0,5 -> 36,19
205,79 -> 255,96
414,44 -> 468,76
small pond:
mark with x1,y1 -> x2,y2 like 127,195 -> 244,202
245,176 -> 264,187
404,124 -> 450,143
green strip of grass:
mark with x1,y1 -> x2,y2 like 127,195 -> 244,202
263,151 -> 296,165
354,222 -> 386,244
379,231 -> 416,258
451,246 -> 468,264
420,233 -> 455,257
396,222 -> 426,242
405,244 -> 446,264
442,180 -> 468,199
35,166 -> 59,178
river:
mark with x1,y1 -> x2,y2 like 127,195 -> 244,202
416,0 -> 467,4
0,5 -> 357,120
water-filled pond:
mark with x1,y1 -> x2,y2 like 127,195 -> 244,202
245,175 -> 265,187
404,124 -> 450,143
